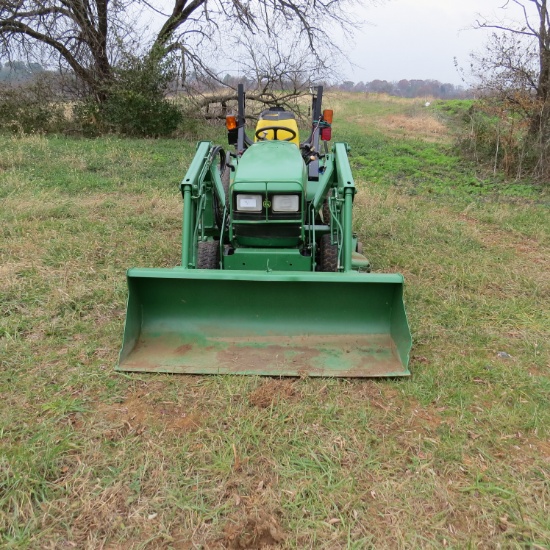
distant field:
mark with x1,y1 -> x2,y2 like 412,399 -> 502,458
1,93 -> 549,548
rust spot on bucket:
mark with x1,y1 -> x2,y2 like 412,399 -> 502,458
218,342 -> 321,374
119,333 -> 409,377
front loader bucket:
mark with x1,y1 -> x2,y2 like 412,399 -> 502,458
118,269 -> 411,377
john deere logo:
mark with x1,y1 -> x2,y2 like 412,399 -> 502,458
263,200 -> 271,208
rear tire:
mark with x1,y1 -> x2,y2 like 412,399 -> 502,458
319,234 -> 338,272
221,166 -> 230,210
322,200 -> 331,225
197,241 -> 220,269
214,165 -> 230,229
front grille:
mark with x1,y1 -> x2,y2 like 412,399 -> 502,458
269,212 -> 301,220
233,210 -> 264,221
234,224 -> 301,239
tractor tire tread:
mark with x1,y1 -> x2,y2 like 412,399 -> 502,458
197,240 -> 220,269
322,195 -> 331,225
221,166 -> 230,210
319,234 -> 338,272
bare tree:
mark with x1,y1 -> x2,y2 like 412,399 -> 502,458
469,1 -> 550,179
186,23 -> 339,119
0,0 -> 356,102
474,0 -> 550,135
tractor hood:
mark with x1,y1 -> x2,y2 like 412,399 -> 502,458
235,141 -> 306,185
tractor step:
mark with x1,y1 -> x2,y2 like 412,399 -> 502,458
351,251 -> 371,272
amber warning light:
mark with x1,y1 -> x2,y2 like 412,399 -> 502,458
323,109 -> 333,124
226,115 -> 237,131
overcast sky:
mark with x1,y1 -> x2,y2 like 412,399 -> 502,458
144,0 -> 534,87
339,0 -> 504,85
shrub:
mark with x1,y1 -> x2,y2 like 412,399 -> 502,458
74,54 -> 183,137
443,95 -> 549,184
101,91 -> 182,137
0,76 -> 66,133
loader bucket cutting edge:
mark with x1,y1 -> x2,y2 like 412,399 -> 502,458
118,269 -> 412,377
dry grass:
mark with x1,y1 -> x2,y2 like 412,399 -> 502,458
372,113 -> 449,142
328,92 -> 451,143
1,96 -> 549,549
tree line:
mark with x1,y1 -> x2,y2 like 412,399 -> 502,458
0,61 -> 43,82
0,0 -> 356,135
3,65 -> 471,101
334,79 -> 470,99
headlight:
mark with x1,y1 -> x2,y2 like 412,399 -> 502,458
272,194 -> 300,212
235,194 -> 262,212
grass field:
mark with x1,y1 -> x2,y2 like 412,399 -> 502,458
1,93 -> 549,549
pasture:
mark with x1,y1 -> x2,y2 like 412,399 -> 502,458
1,93 -> 549,548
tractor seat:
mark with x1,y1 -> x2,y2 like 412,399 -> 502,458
254,107 -> 300,146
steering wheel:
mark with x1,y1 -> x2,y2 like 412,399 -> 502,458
255,125 -> 297,142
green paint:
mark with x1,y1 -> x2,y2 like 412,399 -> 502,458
118,270 -> 411,376
223,248 -> 312,271
119,112 -> 412,376
234,141 -> 306,184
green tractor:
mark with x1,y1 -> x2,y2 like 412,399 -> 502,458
118,86 -> 411,377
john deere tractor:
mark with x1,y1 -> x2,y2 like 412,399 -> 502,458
118,86 -> 411,377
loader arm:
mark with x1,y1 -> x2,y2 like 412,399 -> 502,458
310,143 -> 356,272
180,141 -> 226,269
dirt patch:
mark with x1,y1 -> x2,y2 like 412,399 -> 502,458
528,438 -> 550,460
351,381 -> 400,409
0,263 -> 21,277
351,383 -> 446,435
510,436 -> 550,463
99,392 -> 201,436
408,406 -> 445,431
67,481 -> 133,543
221,510 -> 285,549
248,380 -> 298,408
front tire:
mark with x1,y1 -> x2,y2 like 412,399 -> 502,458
197,241 -> 220,269
319,234 -> 338,272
